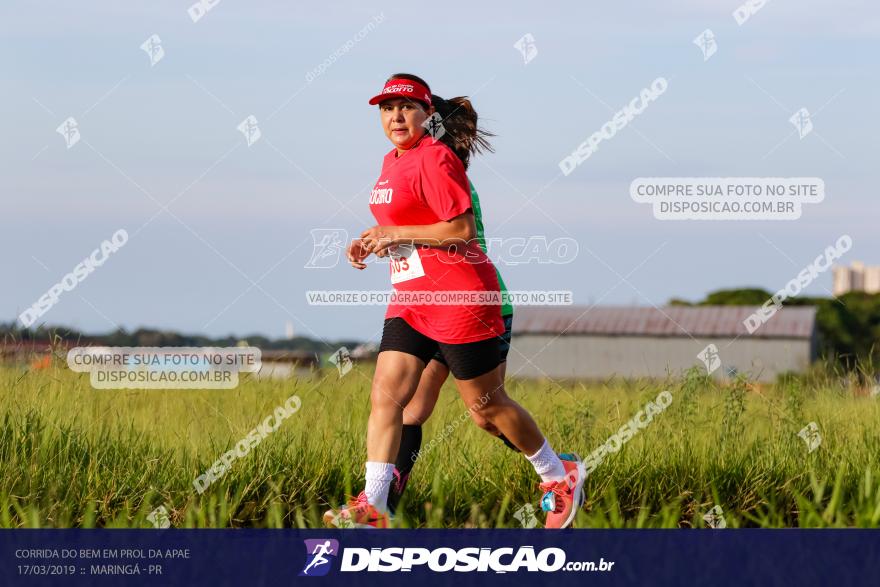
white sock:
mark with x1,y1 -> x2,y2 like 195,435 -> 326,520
525,439 -> 566,483
364,461 -> 396,513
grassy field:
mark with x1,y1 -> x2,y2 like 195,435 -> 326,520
1,358 -> 879,529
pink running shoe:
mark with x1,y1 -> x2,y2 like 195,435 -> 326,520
323,492 -> 392,529
540,453 -> 586,529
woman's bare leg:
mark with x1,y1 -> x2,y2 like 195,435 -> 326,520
453,364 -> 544,454
367,351 -> 425,463
402,360 -> 508,435
401,360 -> 448,426
452,364 -> 586,529
466,361 -> 505,434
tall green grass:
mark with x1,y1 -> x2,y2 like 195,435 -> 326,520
1,361 -> 879,528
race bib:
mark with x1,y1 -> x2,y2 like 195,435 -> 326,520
389,243 -> 425,284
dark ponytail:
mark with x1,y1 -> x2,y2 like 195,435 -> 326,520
386,73 -> 494,170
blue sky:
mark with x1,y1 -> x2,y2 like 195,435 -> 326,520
2,0 -> 878,342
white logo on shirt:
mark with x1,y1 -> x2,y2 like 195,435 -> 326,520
370,186 -> 393,204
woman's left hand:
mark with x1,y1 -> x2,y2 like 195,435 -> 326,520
360,225 -> 398,257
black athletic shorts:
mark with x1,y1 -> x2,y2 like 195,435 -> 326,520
431,314 -> 513,367
378,317 -> 501,380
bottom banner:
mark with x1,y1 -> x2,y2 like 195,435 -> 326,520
2,529 -> 878,586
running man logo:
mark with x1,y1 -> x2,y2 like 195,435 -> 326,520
146,506 -> 171,529
422,112 -> 446,141
693,29 -> 717,62
300,539 -> 339,577
697,344 -> 721,375
512,503 -> 539,528
797,422 -> 822,453
328,346 -> 353,377
56,117 -> 80,149
703,505 -> 727,529
513,33 -> 537,65
305,229 -> 347,269
140,34 -> 164,67
789,108 -> 813,139
237,115 -> 261,147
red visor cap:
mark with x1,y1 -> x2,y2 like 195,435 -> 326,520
368,78 -> 432,107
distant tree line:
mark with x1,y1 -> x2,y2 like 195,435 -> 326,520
0,323 -> 361,355
6,288 -> 878,372
670,289 -> 880,371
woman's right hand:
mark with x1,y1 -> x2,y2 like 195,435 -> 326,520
347,239 -> 371,270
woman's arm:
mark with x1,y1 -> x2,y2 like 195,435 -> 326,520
361,212 -> 476,255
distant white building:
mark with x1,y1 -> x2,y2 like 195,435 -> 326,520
508,306 -> 817,382
833,261 -> 880,296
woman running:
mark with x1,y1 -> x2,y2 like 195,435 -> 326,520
324,73 -> 584,529
386,179 -> 519,514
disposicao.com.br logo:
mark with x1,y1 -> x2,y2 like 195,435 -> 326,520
300,539 -> 339,577
300,541 -> 614,575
